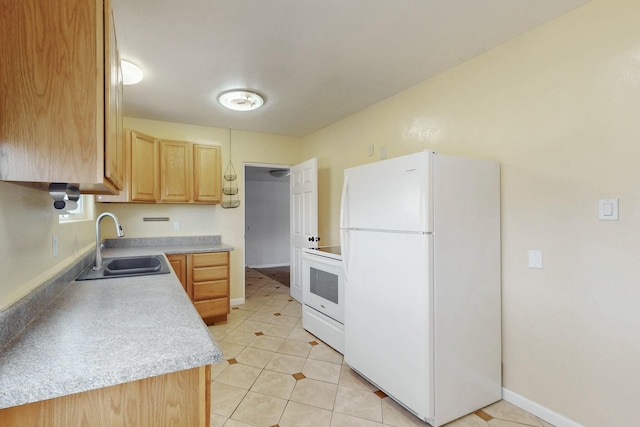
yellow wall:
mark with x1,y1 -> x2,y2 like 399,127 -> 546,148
0,183 -> 95,310
96,118 -> 303,301
301,0 -> 639,425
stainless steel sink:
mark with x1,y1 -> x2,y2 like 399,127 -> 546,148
76,255 -> 171,281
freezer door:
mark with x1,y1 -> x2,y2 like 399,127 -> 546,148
341,151 -> 433,233
343,229 -> 434,420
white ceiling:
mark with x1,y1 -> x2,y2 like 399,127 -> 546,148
112,0 -> 589,137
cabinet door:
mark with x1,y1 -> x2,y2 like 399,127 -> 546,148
0,0 -> 119,193
160,141 -> 191,203
167,254 -> 190,297
193,145 -> 221,203
103,1 -> 124,191
130,132 -> 159,202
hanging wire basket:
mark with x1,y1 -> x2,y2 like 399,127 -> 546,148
221,129 -> 240,209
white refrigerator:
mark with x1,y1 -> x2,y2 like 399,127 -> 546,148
340,151 -> 502,427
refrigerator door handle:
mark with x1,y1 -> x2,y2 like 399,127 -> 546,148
340,176 -> 350,278
339,176 -> 349,229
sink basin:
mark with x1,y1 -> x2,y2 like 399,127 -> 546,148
76,255 -> 171,281
105,256 -> 163,276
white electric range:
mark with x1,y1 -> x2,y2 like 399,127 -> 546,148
301,246 -> 344,354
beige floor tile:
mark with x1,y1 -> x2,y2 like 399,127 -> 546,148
302,358 -> 342,384
308,343 -> 344,364
489,420 -> 540,427
231,391 -> 287,427
279,401 -> 333,427
234,319 -> 270,333
210,360 -> 229,380
208,327 -> 229,341
249,334 -> 285,352
333,386 -> 383,422
483,401 -> 544,427
277,339 -> 313,357
248,311 -> 278,323
338,365 -> 378,392
251,369 -> 297,399
330,412 -> 383,427
209,413 -> 227,427
270,314 -> 300,327
222,418 -> 258,427
381,397 -> 429,426
446,414 -> 490,427
222,329 -> 258,346
215,363 -> 262,390
263,323 -> 295,338
280,306 -> 303,318
217,341 -> 246,359
288,327 -> 317,342
235,346 -> 276,369
228,307 -> 253,319
290,378 -> 338,411
265,353 -> 307,374
210,381 -> 247,417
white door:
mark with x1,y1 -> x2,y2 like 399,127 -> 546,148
290,158 -> 318,302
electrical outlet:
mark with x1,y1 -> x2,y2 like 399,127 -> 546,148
173,221 -> 180,231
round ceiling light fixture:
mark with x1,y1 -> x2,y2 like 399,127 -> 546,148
121,59 -> 144,85
218,90 -> 265,112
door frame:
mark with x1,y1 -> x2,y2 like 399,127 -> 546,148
242,162 -> 292,302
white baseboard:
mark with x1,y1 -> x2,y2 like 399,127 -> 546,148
247,263 -> 290,269
230,298 -> 245,307
502,388 -> 585,427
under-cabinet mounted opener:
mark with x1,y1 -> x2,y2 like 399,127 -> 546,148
49,183 -> 80,213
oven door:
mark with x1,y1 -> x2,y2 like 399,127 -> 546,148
302,252 -> 344,324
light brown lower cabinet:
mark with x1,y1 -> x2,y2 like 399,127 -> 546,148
167,251 -> 230,325
0,365 -> 210,427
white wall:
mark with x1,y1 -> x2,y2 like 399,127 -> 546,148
301,0 -> 640,425
0,183 -> 95,310
245,178 -> 290,268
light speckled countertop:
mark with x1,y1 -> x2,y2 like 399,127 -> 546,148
0,237 -> 232,409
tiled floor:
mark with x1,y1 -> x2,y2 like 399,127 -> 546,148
207,269 -> 554,427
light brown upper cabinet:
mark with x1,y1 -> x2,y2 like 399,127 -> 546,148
131,132 -> 160,202
160,141 -> 191,203
0,0 -> 124,194
193,145 -> 222,203
97,131 -> 221,204
159,141 -> 221,204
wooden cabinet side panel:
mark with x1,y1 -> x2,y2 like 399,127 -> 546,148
0,367 -> 209,427
130,132 -> 159,202
193,145 -> 221,203
103,0 -> 124,190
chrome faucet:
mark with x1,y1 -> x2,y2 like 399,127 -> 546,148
93,212 -> 124,270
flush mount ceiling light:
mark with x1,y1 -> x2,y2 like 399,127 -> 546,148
121,60 -> 144,85
269,169 -> 290,178
218,90 -> 264,112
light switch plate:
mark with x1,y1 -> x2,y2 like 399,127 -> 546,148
598,199 -> 619,221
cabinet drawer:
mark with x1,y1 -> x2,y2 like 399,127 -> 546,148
193,280 -> 228,301
193,266 -> 227,282
192,252 -> 228,267
194,298 -> 229,318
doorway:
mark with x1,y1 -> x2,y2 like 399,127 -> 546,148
244,164 -> 291,290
